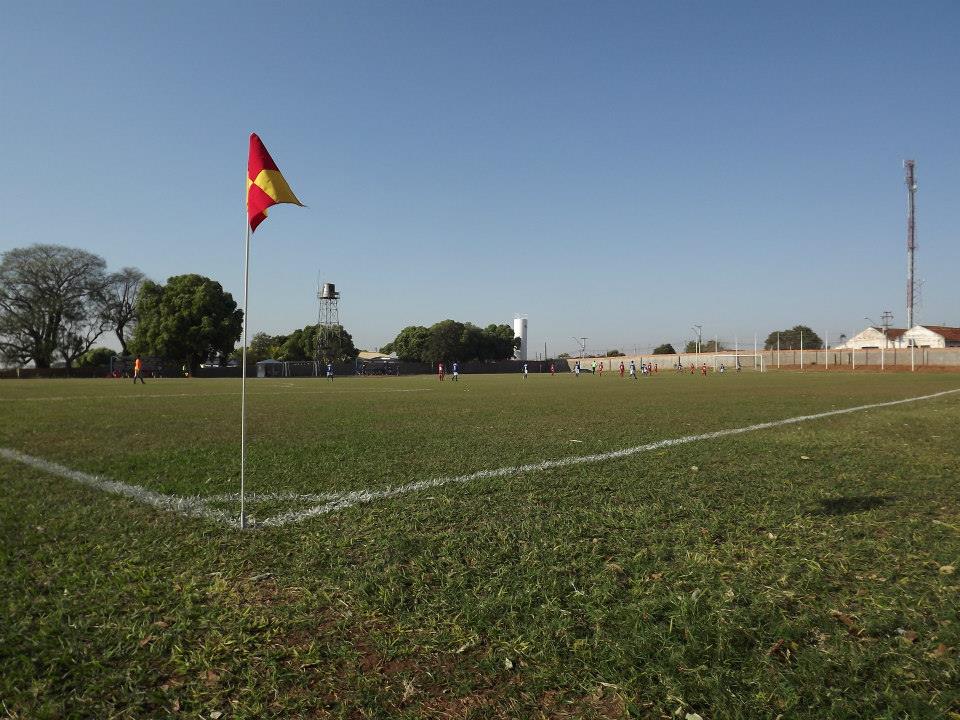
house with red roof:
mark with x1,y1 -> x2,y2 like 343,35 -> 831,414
834,326 -> 907,349
902,325 -> 960,348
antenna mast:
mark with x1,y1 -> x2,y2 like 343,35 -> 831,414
904,160 -> 917,328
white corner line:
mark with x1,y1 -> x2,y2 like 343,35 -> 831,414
259,387 -> 960,527
0,447 -> 235,526
2,388 -> 957,529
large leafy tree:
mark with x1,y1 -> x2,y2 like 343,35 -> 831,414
422,319 -> 465,365
764,325 -> 823,350
77,346 -> 117,368
240,331 -> 288,363
483,323 -> 520,360
311,323 -> 358,363
102,267 -> 146,355
384,321 -> 519,363
0,244 -> 110,368
653,343 -> 676,355
390,325 -> 431,361
131,274 -> 243,373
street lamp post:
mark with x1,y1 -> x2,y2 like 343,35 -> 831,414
865,316 -> 886,371
571,336 -> 588,359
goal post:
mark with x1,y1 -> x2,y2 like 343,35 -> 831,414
712,354 -> 764,372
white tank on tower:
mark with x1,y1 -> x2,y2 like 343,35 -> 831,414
513,316 -> 528,361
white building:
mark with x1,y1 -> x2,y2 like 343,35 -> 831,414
834,326 -> 907,349
902,325 -> 960,348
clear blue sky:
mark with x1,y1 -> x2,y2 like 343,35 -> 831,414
2,1 -> 958,355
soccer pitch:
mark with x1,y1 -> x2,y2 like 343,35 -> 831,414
3,372 -> 960,718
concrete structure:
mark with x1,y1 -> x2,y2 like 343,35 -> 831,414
834,326 -> 907,350
513,316 -> 528,361
903,325 -> 960,348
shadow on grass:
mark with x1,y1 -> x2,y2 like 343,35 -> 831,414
813,495 -> 896,516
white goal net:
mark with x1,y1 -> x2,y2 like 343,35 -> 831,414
712,354 -> 764,372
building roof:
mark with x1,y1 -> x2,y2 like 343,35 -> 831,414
357,350 -> 396,361
862,326 -> 906,338
918,325 -> 960,341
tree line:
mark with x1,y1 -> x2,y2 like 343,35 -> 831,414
1,244 -> 246,372
244,325 -> 357,365
2,244 -> 828,372
380,321 -> 519,364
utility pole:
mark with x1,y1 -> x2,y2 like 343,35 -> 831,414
692,325 -> 702,355
905,160 -> 917,329
881,310 -> 894,348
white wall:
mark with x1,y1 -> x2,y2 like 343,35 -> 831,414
834,327 -> 906,349
903,326 -> 947,348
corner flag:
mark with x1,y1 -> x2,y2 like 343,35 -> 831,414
247,133 -> 303,232
240,133 -> 305,529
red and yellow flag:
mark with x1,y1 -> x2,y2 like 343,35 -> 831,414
247,133 -> 303,232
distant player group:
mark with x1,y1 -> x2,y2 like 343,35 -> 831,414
435,358 -> 738,381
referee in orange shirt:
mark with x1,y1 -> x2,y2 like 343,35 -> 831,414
133,354 -> 146,384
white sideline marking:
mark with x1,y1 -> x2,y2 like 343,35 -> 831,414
0,387 -> 433,403
0,447 -> 234,525
1,388 -> 957,528
259,387 -> 960,527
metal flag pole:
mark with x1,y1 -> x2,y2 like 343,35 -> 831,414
239,222 -> 251,529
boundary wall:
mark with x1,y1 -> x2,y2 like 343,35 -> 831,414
564,347 -> 960,372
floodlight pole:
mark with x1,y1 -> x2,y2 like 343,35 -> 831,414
692,325 -> 702,356
571,336 -> 587,359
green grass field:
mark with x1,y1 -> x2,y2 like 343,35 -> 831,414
2,371 -> 960,718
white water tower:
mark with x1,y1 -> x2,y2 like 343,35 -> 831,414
513,316 -> 528,361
